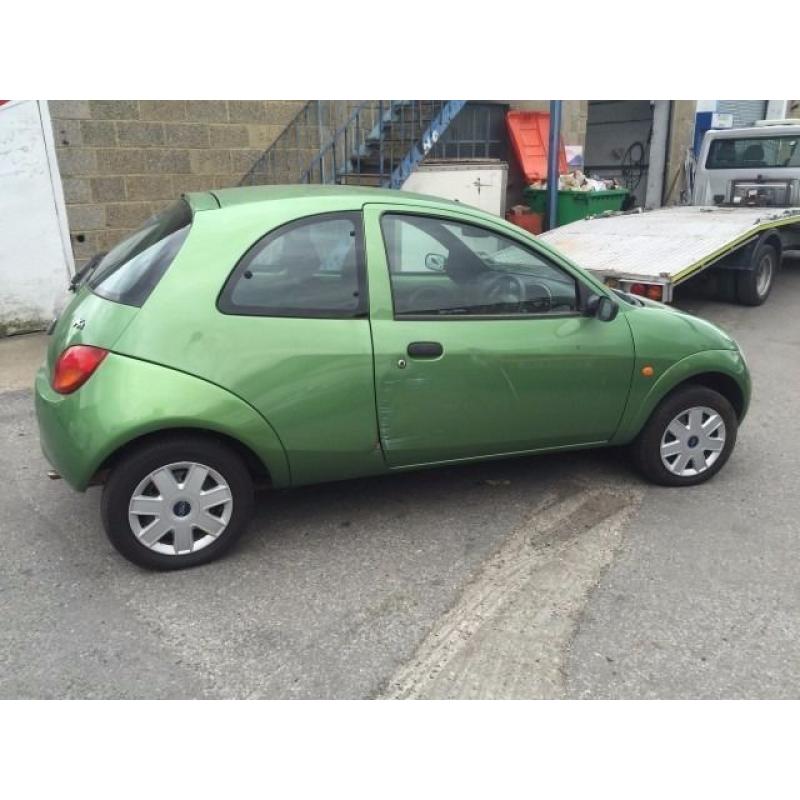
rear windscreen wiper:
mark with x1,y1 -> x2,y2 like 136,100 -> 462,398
68,251 -> 106,292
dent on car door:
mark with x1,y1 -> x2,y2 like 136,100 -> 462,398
364,205 -> 636,467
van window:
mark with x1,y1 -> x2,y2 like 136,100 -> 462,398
88,200 -> 192,307
706,136 -> 800,169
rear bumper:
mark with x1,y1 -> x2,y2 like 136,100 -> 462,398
34,366 -> 96,490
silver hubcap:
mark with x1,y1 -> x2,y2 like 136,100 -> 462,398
660,406 -> 726,477
756,253 -> 773,297
128,462 -> 233,556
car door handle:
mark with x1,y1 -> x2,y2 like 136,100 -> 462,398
407,341 -> 444,359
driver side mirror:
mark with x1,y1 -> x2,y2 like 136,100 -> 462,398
585,293 -> 618,322
425,253 -> 446,272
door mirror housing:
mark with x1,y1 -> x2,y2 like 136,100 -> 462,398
425,253 -> 446,272
585,293 -> 619,322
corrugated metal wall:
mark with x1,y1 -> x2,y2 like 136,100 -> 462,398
716,100 -> 768,128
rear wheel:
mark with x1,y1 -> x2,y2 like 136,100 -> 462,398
101,435 -> 254,570
632,385 -> 737,486
737,243 -> 777,306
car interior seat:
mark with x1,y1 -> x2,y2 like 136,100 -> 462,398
742,143 -> 765,166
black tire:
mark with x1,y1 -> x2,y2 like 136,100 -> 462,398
101,434 -> 254,570
632,385 -> 738,487
736,243 -> 778,306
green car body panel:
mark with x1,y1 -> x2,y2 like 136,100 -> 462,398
35,355 -> 291,491
34,185 -> 750,492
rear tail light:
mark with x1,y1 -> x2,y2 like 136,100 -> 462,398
645,284 -> 663,301
52,345 -> 108,394
628,282 -> 663,301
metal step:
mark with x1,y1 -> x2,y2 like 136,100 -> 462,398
353,143 -> 414,164
365,117 -> 436,142
339,172 -> 388,187
252,100 -> 467,188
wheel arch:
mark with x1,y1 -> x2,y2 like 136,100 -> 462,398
39,352 -> 292,491
92,427 -> 274,488
759,230 -> 783,260
679,371 -> 746,420
613,349 -> 751,444
721,229 -> 783,270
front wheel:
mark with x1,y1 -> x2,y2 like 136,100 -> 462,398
632,386 -> 738,486
101,435 -> 254,570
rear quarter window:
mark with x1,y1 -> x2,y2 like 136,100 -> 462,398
217,212 -> 367,318
88,199 -> 192,307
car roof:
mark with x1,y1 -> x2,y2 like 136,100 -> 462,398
706,124 -> 800,139
184,183 -> 467,213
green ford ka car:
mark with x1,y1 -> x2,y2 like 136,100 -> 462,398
35,185 -> 751,569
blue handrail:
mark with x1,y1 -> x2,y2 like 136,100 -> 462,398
241,100 -> 468,189
388,101 -> 466,188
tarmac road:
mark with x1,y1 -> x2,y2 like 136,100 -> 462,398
1,259 -> 798,699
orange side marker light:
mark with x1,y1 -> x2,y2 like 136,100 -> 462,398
641,365 -> 654,378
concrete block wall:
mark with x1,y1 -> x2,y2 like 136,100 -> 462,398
49,100 -> 306,266
560,101 -> 589,150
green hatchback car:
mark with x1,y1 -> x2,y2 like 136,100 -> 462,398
35,185 -> 750,569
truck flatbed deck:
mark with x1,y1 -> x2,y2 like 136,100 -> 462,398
540,206 -> 800,299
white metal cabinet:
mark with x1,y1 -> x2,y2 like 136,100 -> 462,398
402,161 -> 508,217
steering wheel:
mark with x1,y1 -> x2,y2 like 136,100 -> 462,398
525,281 -> 553,312
407,284 -> 453,314
485,273 -> 527,311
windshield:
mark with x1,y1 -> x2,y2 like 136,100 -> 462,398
88,199 -> 192,307
706,135 -> 800,169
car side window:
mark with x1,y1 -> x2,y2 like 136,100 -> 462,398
218,212 -> 366,318
380,214 -> 579,317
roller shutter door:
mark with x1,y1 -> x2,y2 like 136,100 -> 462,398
717,100 -> 767,128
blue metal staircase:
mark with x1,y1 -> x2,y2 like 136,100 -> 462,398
239,101 -> 467,189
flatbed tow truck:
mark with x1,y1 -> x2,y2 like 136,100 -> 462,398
540,122 -> 800,306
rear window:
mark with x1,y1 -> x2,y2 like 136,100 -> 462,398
706,136 -> 800,169
88,199 -> 192,307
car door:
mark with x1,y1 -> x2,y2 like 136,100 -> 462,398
209,210 -> 384,486
363,204 -> 636,467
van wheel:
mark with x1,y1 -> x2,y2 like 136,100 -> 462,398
632,386 -> 737,486
101,435 -> 254,570
737,243 -> 777,306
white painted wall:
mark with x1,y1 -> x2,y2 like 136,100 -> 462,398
0,100 -> 73,335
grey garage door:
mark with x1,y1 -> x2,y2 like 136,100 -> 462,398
717,100 -> 768,128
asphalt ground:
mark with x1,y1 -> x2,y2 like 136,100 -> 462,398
1,258 -> 798,698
